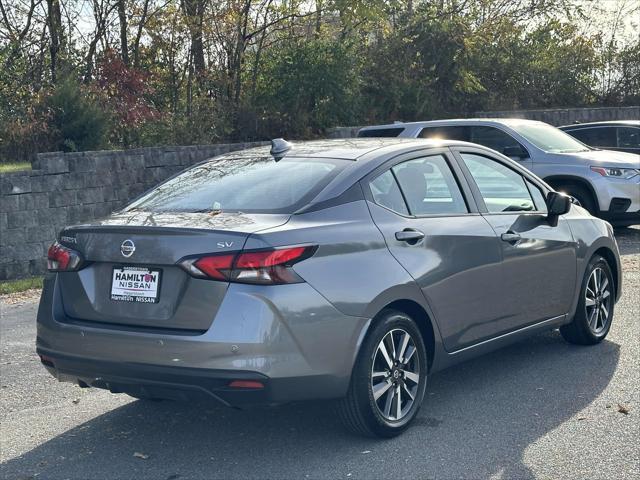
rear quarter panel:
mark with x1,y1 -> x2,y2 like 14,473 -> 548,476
244,199 -> 445,369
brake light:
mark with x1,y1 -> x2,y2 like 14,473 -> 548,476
193,254 -> 234,280
47,242 -> 83,271
180,245 -> 316,284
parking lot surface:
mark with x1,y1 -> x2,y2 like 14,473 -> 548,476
1,227 -> 638,480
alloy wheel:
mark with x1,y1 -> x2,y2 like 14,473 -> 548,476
371,328 -> 421,421
585,267 -> 612,335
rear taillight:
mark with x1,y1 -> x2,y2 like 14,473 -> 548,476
180,245 -> 316,285
47,241 -> 83,272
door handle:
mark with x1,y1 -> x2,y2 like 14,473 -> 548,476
501,232 -> 522,243
395,229 -> 425,243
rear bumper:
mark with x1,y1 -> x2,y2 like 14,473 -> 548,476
36,275 -> 370,406
37,349 -> 340,407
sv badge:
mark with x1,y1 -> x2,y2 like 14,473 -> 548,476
217,241 -> 234,248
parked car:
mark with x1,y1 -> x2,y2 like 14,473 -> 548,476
38,138 -> 622,437
358,119 -> 640,226
559,121 -> 640,155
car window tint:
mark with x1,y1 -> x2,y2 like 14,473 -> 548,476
358,127 -> 405,138
369,170 -> 409,215
419,126 -> 470,141
461,153 -> 535,213
617,127 -> 640,148
392,155 -> 467,215
469,126 -> 526,157
126,156 -> 346,214
526,180 -> 548,213
565,127 -> 616,148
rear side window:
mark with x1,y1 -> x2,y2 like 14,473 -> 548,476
393,156 -> 468,215
617,127 -> 640,148
369,170 -> 409,215
469,126 -> 526,156
567,127 -> 616,148
419,126 -> 469,141
358,127 -> 405,138
126,156 -> 347,214
461,153 -> 535,213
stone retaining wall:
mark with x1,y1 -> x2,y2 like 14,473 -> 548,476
0,142 -> 266,280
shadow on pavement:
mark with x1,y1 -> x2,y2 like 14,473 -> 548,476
1,330 -> 620,479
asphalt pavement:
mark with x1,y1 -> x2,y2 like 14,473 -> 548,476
1,227 -> 638,480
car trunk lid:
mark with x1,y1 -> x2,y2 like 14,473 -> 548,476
56,211 -> 289,332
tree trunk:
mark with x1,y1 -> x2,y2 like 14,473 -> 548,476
132,0 -> 150,68
181,0 -> 206,77
46,0 -> 64,82
117,0 -> 129,65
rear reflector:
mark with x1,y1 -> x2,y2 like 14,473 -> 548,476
47,241 -> 83,272
228,380 -> 265,389
180,245 -> 316,285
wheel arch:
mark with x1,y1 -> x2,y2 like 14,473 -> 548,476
374,299 -> 436,372
593,246 -> 620,301
543,175 -> 599,212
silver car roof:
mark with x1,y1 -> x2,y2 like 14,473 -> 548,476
211,138 -> 479,162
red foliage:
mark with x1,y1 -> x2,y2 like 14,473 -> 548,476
95,50 -> 160,127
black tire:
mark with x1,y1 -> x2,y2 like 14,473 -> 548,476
337,309 -> 428,437
561,255 -> 615,345
558,184 -> 597,216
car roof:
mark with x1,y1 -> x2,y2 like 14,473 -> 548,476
558,120 -> 640,129
358,118 -> 547,130
213,138 -> 481,161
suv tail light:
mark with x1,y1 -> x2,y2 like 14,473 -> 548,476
47,242 -> 83,272
180,245 -> 316,285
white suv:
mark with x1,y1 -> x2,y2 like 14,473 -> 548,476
358,119 -> 640,226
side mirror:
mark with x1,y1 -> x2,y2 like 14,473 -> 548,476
546,191 -> 571,217
503,146 -> 528,159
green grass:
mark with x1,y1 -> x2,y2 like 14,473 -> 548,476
0,162 -> 31,173
0,276 -> 43,294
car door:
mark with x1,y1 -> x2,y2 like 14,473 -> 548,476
364,149 -> 507,352
453,147 -> 577,328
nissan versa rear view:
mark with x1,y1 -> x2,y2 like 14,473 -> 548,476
37,138 -> 622,437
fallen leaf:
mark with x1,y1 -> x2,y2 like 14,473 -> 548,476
577,416 -> 587,421
72,398 -> 80,404
134,452 -> 149,459
617,404 -> 630,415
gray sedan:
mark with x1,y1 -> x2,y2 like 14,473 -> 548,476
37,138 -> 621,437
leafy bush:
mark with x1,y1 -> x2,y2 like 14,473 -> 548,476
45,78 -> 108,152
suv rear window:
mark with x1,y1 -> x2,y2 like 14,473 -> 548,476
358,127 -> 405,138
126,156 -> 347,214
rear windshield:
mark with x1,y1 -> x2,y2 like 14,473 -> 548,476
125,156 -> 347,214
358,127 -> 405,138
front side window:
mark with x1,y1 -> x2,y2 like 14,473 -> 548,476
526,180 -> 548,213
126,156 -> 346,214
509,122 -> 590,153
392,155 -> 467,215
461,153 -> 535,213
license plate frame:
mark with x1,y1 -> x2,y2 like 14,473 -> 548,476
110,266 -> 162,304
